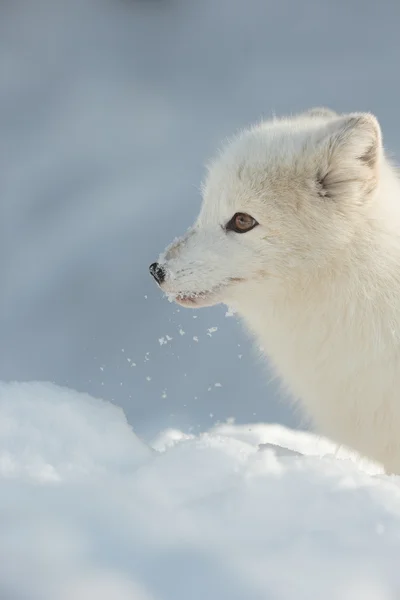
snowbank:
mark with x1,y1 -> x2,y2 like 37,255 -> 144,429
1,382 -> 400,600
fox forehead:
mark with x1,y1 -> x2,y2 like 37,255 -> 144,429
207,115 -> 325,180
200,119 -> 321,225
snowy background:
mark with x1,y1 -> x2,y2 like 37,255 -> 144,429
4,0 -> 400,439
3,0 -> 400,598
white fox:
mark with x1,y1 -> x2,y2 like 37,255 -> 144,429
150,108 -> 400,474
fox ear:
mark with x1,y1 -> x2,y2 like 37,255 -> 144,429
316,113 -> 382,200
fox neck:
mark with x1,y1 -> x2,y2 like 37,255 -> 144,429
237,230 -> 400,357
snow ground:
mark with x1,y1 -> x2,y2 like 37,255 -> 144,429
1,382 -> 400,600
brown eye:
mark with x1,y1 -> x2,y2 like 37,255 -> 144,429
226,212 -> 258,233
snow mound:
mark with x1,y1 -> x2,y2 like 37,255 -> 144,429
0,381 -> 151,481
1,382 -> 400,600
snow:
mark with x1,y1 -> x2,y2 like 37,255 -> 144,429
207,327 -> 218,337
1,382 -> 400,600
0,382 -> 151,482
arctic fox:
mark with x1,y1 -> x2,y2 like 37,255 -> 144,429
150,108 -> 400,474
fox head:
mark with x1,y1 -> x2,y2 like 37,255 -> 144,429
150,108 -> 383,311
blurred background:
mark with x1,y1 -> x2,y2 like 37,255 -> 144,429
2,0 -> 400,441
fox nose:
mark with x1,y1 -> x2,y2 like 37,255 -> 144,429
149,262 -> 166,285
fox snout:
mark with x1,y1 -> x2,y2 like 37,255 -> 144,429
149,262 -> 166,286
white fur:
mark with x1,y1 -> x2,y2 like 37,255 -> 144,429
153,108 -> 400,474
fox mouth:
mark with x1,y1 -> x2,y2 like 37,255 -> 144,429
174,291 -> 219,308
169,278 -> 244,308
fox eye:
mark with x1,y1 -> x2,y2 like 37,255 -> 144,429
226,212 -> 258,233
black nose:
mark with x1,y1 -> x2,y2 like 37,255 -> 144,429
149,262 -> 166,285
